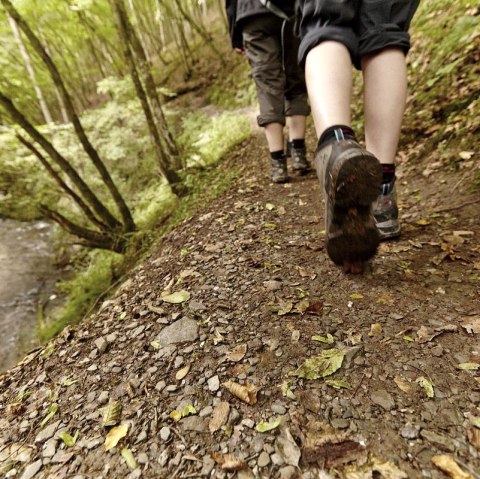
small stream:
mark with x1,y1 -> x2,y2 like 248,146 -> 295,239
0,219 -> 58,372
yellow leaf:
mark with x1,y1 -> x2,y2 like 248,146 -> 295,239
432,454 -> 473,479
350,293 -> 364,299
416,219 -> 431,226
175,364 -> 190,380
416,376 -> 434,398
161,290 -> 190,304
99,400 -> 122,427
265,203 -> 275,210
105,424 -> 129,451
223,380 -> 258,405
169,410 -> 182,422
256,417 -> 281,433
121,448 -> 138,470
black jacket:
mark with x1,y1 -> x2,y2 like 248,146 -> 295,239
226,0 -> 269,49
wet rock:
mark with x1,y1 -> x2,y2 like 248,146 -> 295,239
258,451 -> 270,467
156,317 -> 199,345
42,438 -> 57,458
331,418 -> 350,429
400,423 -> 421,439
228,408 -> 241,426
20,460 -> 42,479
371,389 -> 395,411
189,300 -> 206,311
420,430 -> 455,452
200,405 -> 213,417
271,452 -> 285,466
208,375 -> 220,392
271,403 -> 287,415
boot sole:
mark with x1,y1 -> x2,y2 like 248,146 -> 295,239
326,150 -> 382,265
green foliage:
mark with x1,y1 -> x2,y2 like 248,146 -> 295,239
178,110 -> 251,167
38,249 -> 124,341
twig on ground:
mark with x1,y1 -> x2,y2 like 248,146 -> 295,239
432,198 -> 480,214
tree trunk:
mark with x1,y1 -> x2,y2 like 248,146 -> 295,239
110,0 -> 184,194
0,0 -> 135,233
7,14 -> 53,124
0,91 -> 120,231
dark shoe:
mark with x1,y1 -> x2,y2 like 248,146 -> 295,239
288,141 -> 310,174
314,139 -> 382,269
271,156 -> 288,183
373,178 -> 401,239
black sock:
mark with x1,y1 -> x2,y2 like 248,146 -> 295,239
381,164 -> 396,184
290,139 -> 305,149
270,150 -> 285,160
318,125 -> 357,149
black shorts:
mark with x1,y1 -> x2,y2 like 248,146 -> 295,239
298,0 -> 420,68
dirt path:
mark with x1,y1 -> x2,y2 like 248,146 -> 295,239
1,131 -> 479,478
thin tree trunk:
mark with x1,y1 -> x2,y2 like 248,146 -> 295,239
7,14 -> 53,124
0,0 -> 135,233
0,91 -> 120,230
16,133 -> 108,231
110,0 -> 183,193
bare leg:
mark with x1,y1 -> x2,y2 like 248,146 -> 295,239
305,41 -> 352,138
286,115 -> 306,140
362,48 -> 407,164
264,122 -> 285,152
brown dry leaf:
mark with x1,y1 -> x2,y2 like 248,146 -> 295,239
394,376 -> 414,394
416,326 -> 439,343
222,380 -> 258,405
369,323 -> 383,337
461,316 -> 480,335
211,452 -> 248,471
302,424 -> 366,468
431,454 -> 473,479
345,329 -> 362,346
209,401 -> 230,433
304,301 -> 324,315
226,344 -> 247,362
467,427 -> 480,450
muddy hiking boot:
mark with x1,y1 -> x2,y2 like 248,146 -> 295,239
287,141 -> 310,175
373,178 -> 401,239
271,156 -> 289,183
314,134 -> 382,273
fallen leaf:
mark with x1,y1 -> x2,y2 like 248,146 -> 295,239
213,328 -> 225,345
280,381 -> 296,400
461,316 -> 480,334
292,348 -> 344,379
105,424 -> 129,451
265,203 -> 275,210
223,380 -> 258,405
211,452 -> 248,471
58,430 -> 78,447
182,405 -> 197,417
416,377 -> 435,398
416,219 -> 431,226
456,363 -> 480,371
226,344 -> 247,362
350,293 -> 364,299
325,379 -> 351,390
277,302 -> 293,316
470,416 -> 480,429
99,400 -> 122,427
304,301 -> 324,315
40,403 -> 58,428
345,329 -> 362,346
175,364 -> 190,380
121,448 -> 138,470
150,340 -> 161,350
256,417 -> 281,433
209,401 -> 230,433
394,376 -> 414,394
403,335 -> 414,342
169,410 -> 182,422
371,457 -> 408,478
161,290 -> 190,304
275,428 -> 301,467
311,333 -> 334,344
467,427 -> 480,450
432,454 -> 473,479
294,299 -> 310,313
459,151 -> 474,160
369,323 -> 383,337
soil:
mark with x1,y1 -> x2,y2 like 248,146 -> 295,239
1,119 -> 479,478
